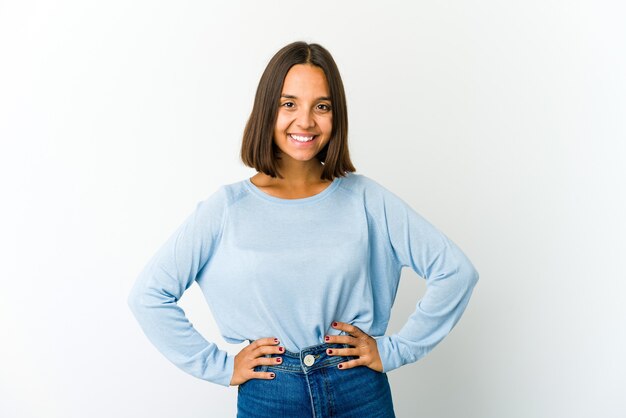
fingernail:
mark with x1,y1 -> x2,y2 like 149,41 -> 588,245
325,336 -> 330,341
327,349 -> 333,354
270,373 -> 275,378
278,347 -> 284,352
274,338 -> 279,343
338,364 -> 343,369
276,358 -> 281,363
332,322 -> 338,327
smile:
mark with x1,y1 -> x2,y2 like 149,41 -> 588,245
289,134 -> 316,142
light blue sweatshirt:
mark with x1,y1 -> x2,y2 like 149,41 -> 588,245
127,172 -> 479,387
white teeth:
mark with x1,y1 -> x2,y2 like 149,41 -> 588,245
290,134 -> 315,142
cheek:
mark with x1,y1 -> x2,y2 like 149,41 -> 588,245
322,116 -> 333,134
274,114 -> 291,133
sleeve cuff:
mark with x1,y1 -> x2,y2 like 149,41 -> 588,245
215,354 -> 236,387
375,335 -> 418,373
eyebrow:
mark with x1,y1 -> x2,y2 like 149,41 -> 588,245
281,94 -> 331,101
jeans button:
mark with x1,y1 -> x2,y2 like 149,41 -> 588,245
303,354 -> 315,366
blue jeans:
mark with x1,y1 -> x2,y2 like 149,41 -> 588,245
237,341 -> 396,418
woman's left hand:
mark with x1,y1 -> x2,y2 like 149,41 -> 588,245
324,321 -> 384,372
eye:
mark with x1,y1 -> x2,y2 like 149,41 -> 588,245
317,103 -> 331,111
281,101 -> 295,108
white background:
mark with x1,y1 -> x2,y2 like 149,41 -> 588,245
1,1 -> 625,417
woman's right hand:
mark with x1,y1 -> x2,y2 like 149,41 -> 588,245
229,337 -> 284,386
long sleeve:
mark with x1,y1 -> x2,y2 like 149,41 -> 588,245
373,187 -> 479,373
127,187 -> 235,387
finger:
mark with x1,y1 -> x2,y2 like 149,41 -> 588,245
326,347 -> 359,357
255,355 -> 284,366
252,344 -> 285,357
250,371 -> 276,380
331,321 -> 363,336
325,334 -> 358,346
250,337 -> 280,350
336,358 -> 364,370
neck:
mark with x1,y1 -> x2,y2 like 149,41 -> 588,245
275,158 -> 325,185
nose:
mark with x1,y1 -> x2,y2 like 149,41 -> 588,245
295,108 -> 315,129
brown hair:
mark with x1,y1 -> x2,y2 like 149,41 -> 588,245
240,41 -> 356,180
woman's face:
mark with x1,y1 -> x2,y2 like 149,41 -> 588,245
273,64 -> 333,166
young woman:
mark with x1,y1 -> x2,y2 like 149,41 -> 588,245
128,41 -> 479,417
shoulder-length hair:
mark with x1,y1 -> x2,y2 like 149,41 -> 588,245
240,41 -> 356,181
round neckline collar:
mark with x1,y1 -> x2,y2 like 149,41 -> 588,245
244,175 -> 344,205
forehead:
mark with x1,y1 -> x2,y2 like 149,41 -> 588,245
282,64 -> 329,95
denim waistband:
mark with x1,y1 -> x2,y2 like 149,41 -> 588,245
249,340 -> 358,374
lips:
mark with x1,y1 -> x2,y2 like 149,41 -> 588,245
289,133 -> 317,142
